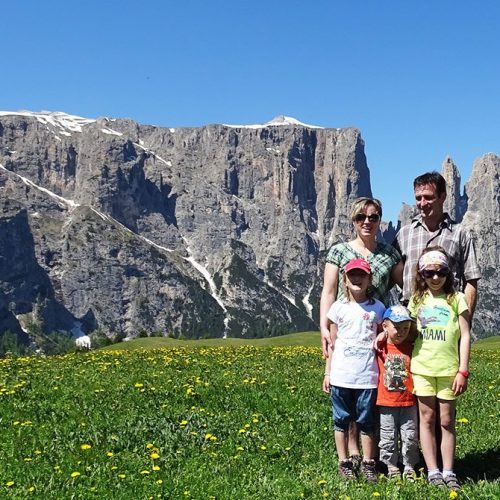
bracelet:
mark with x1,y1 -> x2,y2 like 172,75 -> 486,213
457,370 -> 469,378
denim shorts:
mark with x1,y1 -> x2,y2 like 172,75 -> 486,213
330,386 -> 377,435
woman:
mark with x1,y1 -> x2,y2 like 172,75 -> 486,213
320,197 -> 403,466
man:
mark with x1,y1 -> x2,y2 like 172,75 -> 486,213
394,171 -> 480,320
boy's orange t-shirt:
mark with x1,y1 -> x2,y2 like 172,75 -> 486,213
376,341 -> 415,407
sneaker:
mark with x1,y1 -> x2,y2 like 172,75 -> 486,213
444,473 -> 461,491
403,468 -> 416,482
349,454 -> 362,472
338,459 -> 356,480
388,465 -> 401,479
361,459 -> 378,483
428,472 -> 446,487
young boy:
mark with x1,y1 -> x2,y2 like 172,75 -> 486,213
376,305 -> 419,480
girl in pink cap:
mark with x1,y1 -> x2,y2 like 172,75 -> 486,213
323,258 -> 385,483
408,246 -> 471,491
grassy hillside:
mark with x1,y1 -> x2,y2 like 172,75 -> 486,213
472,335 -> 500,350
101,331 -> 321,350
0,340 -> 498,498
102,331 -> 499,351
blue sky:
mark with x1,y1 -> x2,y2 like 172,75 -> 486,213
1,1 -> 498,223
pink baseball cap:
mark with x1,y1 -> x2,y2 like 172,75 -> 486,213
344,258 -> 371,274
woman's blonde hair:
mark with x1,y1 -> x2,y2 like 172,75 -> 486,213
350,197 -> 383,221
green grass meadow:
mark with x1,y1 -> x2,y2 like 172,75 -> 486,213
0,334 -> 498,499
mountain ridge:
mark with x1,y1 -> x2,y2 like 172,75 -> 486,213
0,111 -> 498,340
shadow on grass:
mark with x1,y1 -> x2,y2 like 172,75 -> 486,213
456,447 -> 500,481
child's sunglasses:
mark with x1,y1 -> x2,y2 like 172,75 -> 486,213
420,269 -> 448,278
354,213 -> 380,223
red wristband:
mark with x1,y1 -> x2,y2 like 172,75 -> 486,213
457,370 -> 469,378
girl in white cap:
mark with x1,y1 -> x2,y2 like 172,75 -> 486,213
409,246 -> 471,491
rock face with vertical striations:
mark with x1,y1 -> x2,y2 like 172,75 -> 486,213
441,156 -> 466,221
460,153 -> 500,336
0,112 -> 498,341
0,112 -> 373,340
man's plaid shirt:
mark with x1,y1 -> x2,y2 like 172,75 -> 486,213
394,213 -> 481,301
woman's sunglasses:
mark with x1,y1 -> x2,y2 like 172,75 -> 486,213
420,269 -> 448,279
354,213 -> 380,223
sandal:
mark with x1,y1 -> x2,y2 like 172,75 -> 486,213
361,459 -> 378,483
444,473 -> 461,491
428,472 -> 446,487
338,459 -> 356,480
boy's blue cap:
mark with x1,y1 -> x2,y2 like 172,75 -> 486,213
383,305 -> 412,323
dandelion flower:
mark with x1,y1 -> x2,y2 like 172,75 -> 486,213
156,480 -> 163,485
106,452 -> 114,457
150,452 -> 160,460
372,493 -> 380,497
141,470 -> 150,475
449,491 -> 458,499
118,474 -> 126,479
134,383 -> 144,388
457,417 -> 469,424
152,465 -> 160,471
146,443 -> 154,449
70,471 -> 81,478
317,479 -> 327,485
80,444 -> 91,450
6,481 -> 14,487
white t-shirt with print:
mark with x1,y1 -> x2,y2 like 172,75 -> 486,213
327,298 -> 385,389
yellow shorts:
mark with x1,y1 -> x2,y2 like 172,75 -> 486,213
412,374 -> 456,400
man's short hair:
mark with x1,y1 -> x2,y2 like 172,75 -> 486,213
413,172 -> 447,197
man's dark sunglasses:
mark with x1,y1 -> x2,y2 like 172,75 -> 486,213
354,213 -> 380,223
421,269 -> 448,279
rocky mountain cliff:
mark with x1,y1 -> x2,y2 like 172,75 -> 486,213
0,112 -> 498,341
460,153 -> 500,336
0,112 -> 373,340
